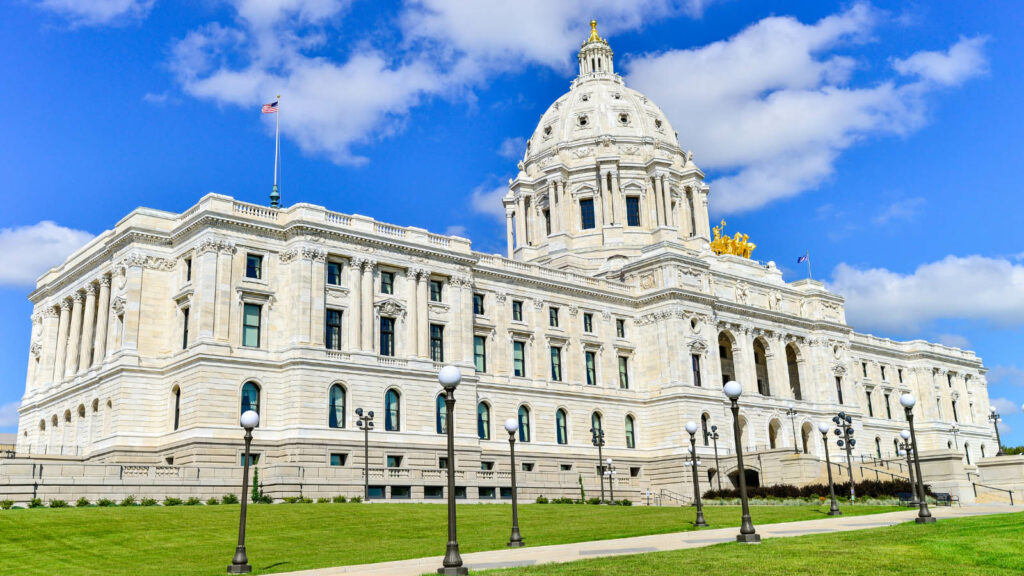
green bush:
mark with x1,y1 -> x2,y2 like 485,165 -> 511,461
702,479 -> 932,501
586,497 -> 602,505
535,495 -> 549,504
140,498 -> 158,507
283,496 -> 313,504
120,495 -> 137,507
316,497 -> 330,503
0,500 -> 13,510
616,499 -> 633,506
185,497 -> 202,506
349,496 -> 362,503
222,494 -> 239,504
332,495 -> 347,503
551,497 -> 575,504
254,494 -> 273,504
163,497 -> 183,506
49,499 -> 69,508
97,498 -> 115,507
29,498 -> 43,509
75,497 -> 91,507
206,497 -> 220,505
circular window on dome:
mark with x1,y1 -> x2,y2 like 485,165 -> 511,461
613,92 -> 622,100
577,115 -> 589,127
543,125 -> 552,138
618,113 -> 629,125
581,93 -> 590,102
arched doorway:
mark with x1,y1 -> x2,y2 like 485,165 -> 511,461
768,418 -> 782,449
728,468 -> 761,489
753,338 -> 771,396
801,422 -> 813,454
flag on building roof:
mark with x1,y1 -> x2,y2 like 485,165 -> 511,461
261,101 -> 278,114
797,252 -> 809,264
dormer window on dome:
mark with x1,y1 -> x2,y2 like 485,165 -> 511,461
577,114 -> 589,127
618,113 -> 630,125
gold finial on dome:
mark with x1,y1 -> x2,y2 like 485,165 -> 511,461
586,20 -> 604,44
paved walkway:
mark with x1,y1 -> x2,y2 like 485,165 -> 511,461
277,505 -> 1016,576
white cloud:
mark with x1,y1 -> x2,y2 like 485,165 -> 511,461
470,181 -> 509,221
444,225 -> 467,237
0,402 -> 20,428
36,0 -> 154,27
988,366 -> 1024,388
828,255 -> 1024,333
497,137 -> 525,161
873,197 -> 925,225
0,222 -> 94,287
893,36 -> 989,87
990,397 -> 1018,416
625,4 -> 987,214
933,333 -> 970,349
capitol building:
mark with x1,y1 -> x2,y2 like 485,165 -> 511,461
11,23 -> 1007,503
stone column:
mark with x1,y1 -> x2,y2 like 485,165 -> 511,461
653,176 -> 664,227
349,258 -> 363,351
92,276 -> 110,368
77,283 -> 98,373
296,252 -> 313,345
417,271 -> 429,358
600,170 -> 613,225
64,292 -> 84,377
558,180 -> 571,233
26,315 -> 41,389
515,197 -> 526,249
310,249 -> 327,347
407,269 -> 419,357
548,180 -> 559,232
505,210 -> 515,258
459,276 -> 474,363
120,261 -> 145,352
612,170 -> 625,226
360,259 -> 376,351
194,241 -> 220,341
736,329 -> 757,396
38,307 -> 60,386
697,190 -> 711,239
214,246 -> 234,342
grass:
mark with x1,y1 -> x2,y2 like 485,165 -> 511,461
480,511 -> 1024,576
0,503 -> 899,575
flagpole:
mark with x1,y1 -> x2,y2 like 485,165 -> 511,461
270,95 -> 281,208
807,252 -> 813,280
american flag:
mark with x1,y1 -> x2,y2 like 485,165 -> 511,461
261,101 -> 279,114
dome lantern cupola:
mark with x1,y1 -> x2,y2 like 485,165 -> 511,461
578,20 -> 614,76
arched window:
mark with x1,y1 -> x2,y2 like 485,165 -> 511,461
328,384 -> 345,429
241,381 -> 260,416
701,413 -> 710,446
39,419 -> 45,431
981,444 -> 986,458
875,437 -> 882,459
92,399 -> 99,413
385,389 -> 401,431
172,386 -> 181,431
556,409 -> 568,445
517,405 -> 531,442
768,419 -> 781,449
63,410 -> 71,423
436,394 -> 447,434
753,339 -> 771,396
786,344 -> 803,400
477,402 -> 490,440
591,412 -> 603,434
625,415 -> 636,449
77,405 -> 85,418
964,443 -> 971,465
52,415 -> 58,427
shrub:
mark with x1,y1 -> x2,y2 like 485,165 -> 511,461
254,494 -> 273,504
283,496 -> 313,504
703,479 -> 933,501
163,497 -> 183,507
185,497 -> 202,506
49,500 -> 68,508
616,499 -> 633,506
332,495 -> 347,503
29,498 -> 43,508
140,498 -> 158,507
535,495 -> 549,504
349,496 -> 362,503
97,498 -> 115,507
120,495 -> 137,507
316,497 -> 330,504
75,497 -> 91,507
222,494 -> 239,504
551,497 -> 575,504
0,500 -> 13,510
206,497 -> 220,505
586,497 -> 602,505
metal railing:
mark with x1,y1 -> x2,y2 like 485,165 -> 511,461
658,488 -> 691,506
972,483 -> 1015,506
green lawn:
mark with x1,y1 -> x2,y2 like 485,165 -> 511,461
0,503 -> 899,575
481,511 -> 1024,576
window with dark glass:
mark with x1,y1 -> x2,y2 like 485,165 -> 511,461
380,271 -> 394,294
474,335 -> 486,372
580,198 -> 596,229
898,368 -> 904,383
327,261 -> 342,285
952,400 -> 959,422
585,351 -> 597,385
626,196 -> 641,227
172,387 -> 180,430
512,300 -> 523,321
618,356 -> 629,389
692,354 -> 702,387
430,324 -> 444,362
543,209 -> 551,236
477,402 -> 490,440
591,412 -> 602,434
862,362 -> 868,378
246,254 -> 263,279
385,389 -> 400,431
429,280 -> 443,302
616,319 -> 625,338
436,394 -> 447,434
380,317 -> 395,356
184,258 -> 192,282
473,293 -> 485,315
550,347 -> 562,381
387,454 -> 402,467
328,384 -> 345,428
866,390 -> 874,417
517,406 -> 531,442
241,381 -> 260,416
549,307 -> 559,328
181,307 -> 190,350
884,393 -> 892,419
625,415 -> 636,449
330,453 -> 347,466
242,303 -> 261,348
835,376 -> 844,404
513,341 -> 526,377
881,366 -> 887,380
583,313 -> 593,333
326,309 -> 342,350
556,409 -> 568,445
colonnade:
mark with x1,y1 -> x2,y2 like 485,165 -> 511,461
35,275 -> 113,388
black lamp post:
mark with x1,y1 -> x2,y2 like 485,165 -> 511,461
706,424 -> 722,491
438,366 -> 468,575
817,422 -> 841,516
355,407 -> 374,501
503,418 -> 524,548
591,427 -> 606,503
685,421 -> 707,527
832,412 -> 856,504
604,458 -> 616,504
989,407 -> 1004,456
786,403 -> 800,454
899,429 -> 919,505
900,393 -> 935,524
724,381 -> 760,543
228,410 -> 260,574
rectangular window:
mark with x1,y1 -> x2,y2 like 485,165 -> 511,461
862,362 -> 868,378
512,300 -> 523,322
560,464 -> 573,471
325,309 -> 342,350
866,390 -> 874,417
549,307 -> 559,328
478,487 -> 496,499
500,487 -> 513,499
947,374 -> 953,387
835,376 -> 844,404
583,313 -> 593,333
327,262 -> 342,286
898,368 -> 904,383
240,453 -> 261,466
543,209 -> 551,236
330,453 -> 347,466
618,356 -> 629,389
245,254 -> 263,280
473,293 -> 485,315
616,319 -> 625,338
952,400 -> 959,422
550,346 -> 562,381
181,307 -> 190,350
480,461 -> 494,471
881,366 -> 887,381
626,196 -> 641,227
513,341 -> 526,377
884,393 -> 892,419
368,486 -> 385,499
430,324 -> 444,362
692,354 -> 702,387
521,463 -> 534,472
380,317 -> 395,357
429,280 -> 443,302
380,271 -> 394,295
184,258 -> 192,282
387,455 -> 402,468
390,486 -> 411,499
438,457 -> 449,469
424,486 -> 444,499
580,198 -> 596,229
242,303 -> 261,348
585,351 -> 597,385
474,335 -> 487,373
455,487 -> 467,499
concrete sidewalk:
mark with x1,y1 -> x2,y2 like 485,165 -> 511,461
276,505 -> 1016,576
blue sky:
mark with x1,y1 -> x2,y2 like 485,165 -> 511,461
2,0 -> 1022,442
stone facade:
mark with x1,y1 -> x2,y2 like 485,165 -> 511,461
12,25 -> 1002,503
